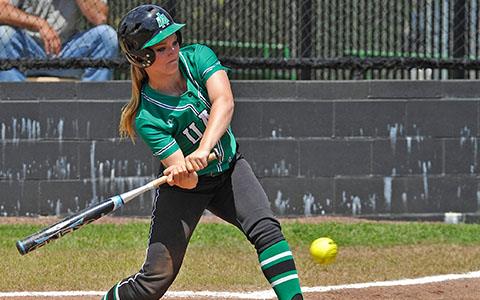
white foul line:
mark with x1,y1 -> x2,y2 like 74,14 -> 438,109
302,270 -> 480,293
1,270 -> 479,299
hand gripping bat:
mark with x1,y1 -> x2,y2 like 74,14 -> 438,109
16,150 -> 220,255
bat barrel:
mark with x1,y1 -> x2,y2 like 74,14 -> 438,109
15,196 -> 123,255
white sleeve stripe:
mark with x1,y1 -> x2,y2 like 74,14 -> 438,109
201,61 -> 221,77
153,140 -> 176,157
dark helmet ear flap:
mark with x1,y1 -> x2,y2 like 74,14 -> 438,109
123,33 -> 182,68
125,48 -> 156,68
119,37 -> 155,68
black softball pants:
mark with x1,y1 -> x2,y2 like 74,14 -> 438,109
114,157 -> 285,299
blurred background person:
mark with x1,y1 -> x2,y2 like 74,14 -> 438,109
0,0 -> 118,81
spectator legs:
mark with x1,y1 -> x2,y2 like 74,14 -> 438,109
0,26 -> 46,82
61,24 -> 119,81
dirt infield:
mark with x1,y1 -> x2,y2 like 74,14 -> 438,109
5,278 -> 480,299
309,278 -> 480,299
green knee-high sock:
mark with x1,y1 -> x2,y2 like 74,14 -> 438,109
101,282 -> 120,300
258,240 -> 303,300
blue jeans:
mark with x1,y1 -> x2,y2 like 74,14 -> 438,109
0,24 -> 118,81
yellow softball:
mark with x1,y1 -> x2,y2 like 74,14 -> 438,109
309,237 -> 338,264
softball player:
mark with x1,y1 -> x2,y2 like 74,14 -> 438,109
103,5 -> 303,300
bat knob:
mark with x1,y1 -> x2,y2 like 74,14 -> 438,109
16,240 -> 27,256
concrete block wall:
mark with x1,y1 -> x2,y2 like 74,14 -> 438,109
1,81 -> 479,217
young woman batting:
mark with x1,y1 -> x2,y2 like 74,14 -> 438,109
103,5 -> 303,300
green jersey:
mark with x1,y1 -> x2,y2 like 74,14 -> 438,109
135,44 -> 237,176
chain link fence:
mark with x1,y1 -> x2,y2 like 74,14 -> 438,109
1,0 -> 480,80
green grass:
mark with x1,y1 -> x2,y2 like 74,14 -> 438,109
2,221 -> 480,291
282,222 -> 480,246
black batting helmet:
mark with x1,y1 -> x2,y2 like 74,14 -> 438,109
117,5 -> 185,68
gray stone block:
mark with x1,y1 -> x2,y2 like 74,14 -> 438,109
38,180 -> 92,216
0,82 -> 76,100
77,101 -> 117,139
297,81 -> 369,100
335,101 -> 406,137
237,139 -> 299,178
78,140 -> 155,180
372,138 -> 443,175
231,101 -> 263,138
369,81 -> 441,99
400,176 -> 436,213
406,100 -> 477,137
2,141 -> 80,180
372,139 -> 410,176
0,146 -> 4,179
334,177 -> 385,214
231,81 -> 297,99
0,180 -> 40,216
76,81 -> 131,100
262,101 -> 333,137
387,178 -> 409,214
39,101 -> 79,139
0,102 -> 40,141
299,140 -> 371,177
395,176 -> 478,213
38,100 -> 118,140
444,138 -> 479,174
260,177 -> 334,216
442,81 -> 480,99
428,176 -> 478,212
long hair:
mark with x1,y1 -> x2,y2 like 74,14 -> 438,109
119,65 -> 147,141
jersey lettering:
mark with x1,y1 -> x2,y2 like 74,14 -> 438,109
182,122 -> 203,144
198,109 -> 209,126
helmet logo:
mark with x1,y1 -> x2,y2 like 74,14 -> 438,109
155,12 -> 170,29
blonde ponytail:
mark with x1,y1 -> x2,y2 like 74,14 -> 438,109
119,65 -> 147,141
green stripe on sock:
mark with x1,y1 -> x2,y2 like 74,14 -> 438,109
259,240 -> 289,262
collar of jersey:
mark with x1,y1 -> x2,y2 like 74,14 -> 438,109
143,58 -> 191,100
143,82 -> 190,100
